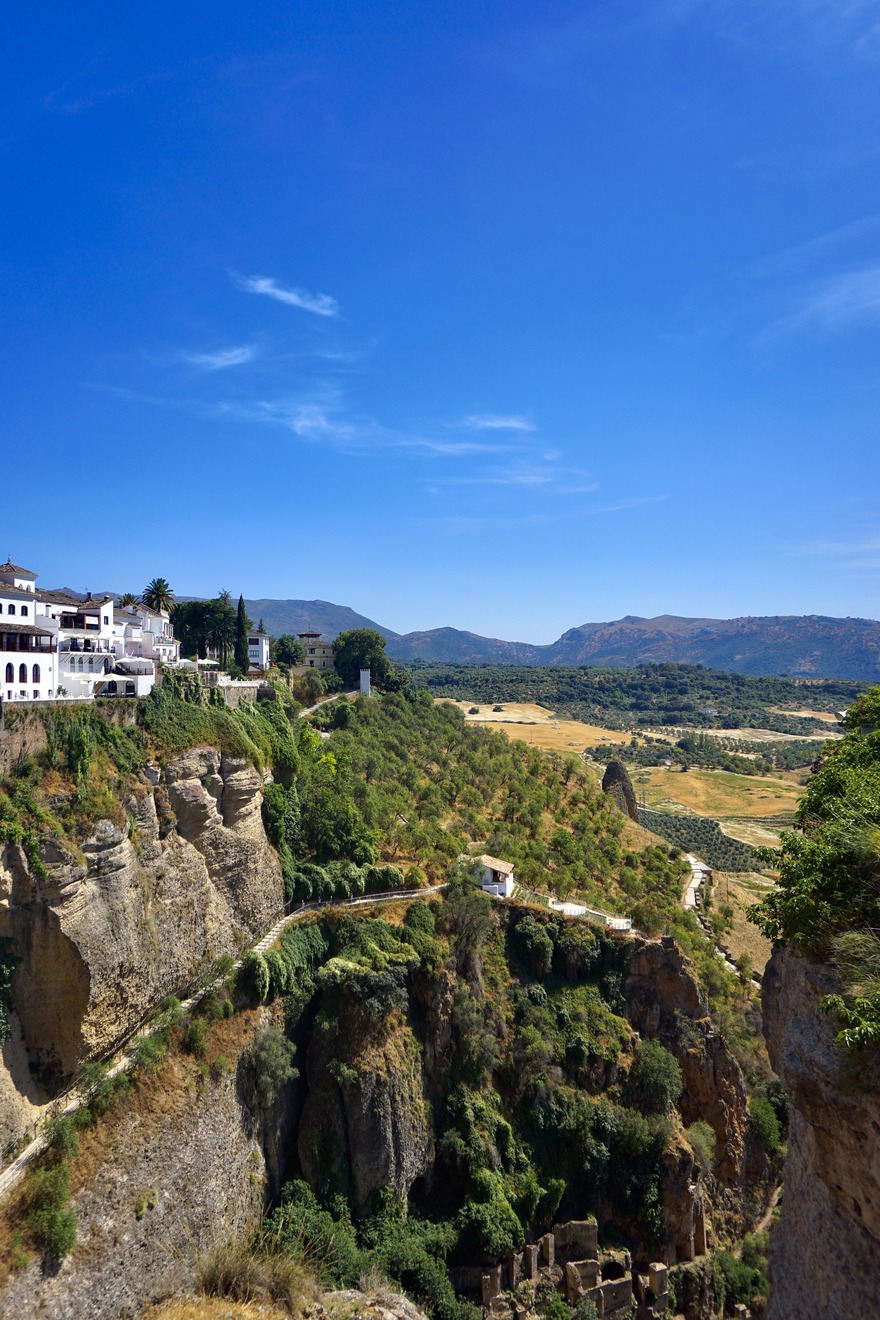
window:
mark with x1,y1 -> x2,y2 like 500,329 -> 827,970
108,680 -> 118,695
248,638 -> 258,646
6,604 -> 13,615
32,664 -> 40,683
4,664 -> 12,683
125,681 -> 135,696
20,606 -> 27,617
18,664 -> 26,684
104,615 -> 109,624
33,690 -> 39,699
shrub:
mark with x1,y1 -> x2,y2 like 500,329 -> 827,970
28,1160 -> 77,1258
239,950 -> 270,1005
748,1095 -> 781,1153
687,1120 -> 716,1174
627,1040 -> 682,1114
185,1018 -> 207,1058
512,915 -> 554,979
243,1027 -> 298,1109
46,1115 -> 80,1160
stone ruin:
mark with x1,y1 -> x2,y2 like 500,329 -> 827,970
477,1219 -> 669,1319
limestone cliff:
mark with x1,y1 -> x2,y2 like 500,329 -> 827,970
0,1010 -> 285,1320
0,747 -> 283,1140
298,992 -> 434,1209
763,944 -> 880,1319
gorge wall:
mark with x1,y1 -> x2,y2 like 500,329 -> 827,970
763,944 -> 880,1319
0,747 -> 284,1143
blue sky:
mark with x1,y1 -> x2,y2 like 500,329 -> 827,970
2,1 -> 879,641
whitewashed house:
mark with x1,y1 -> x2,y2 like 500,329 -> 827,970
478,855 -> 516,898
247,630 -> 271,672
0,559 -> 180,704
0,561 -> 58,702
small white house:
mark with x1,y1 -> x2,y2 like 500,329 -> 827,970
247,631 -> 271,672
478,855 -> 516,898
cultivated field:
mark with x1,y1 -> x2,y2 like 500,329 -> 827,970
766,707 -> 842,723
637,766 -> 802,819
437,700 -> 629,752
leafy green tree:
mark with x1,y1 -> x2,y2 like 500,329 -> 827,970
209,590 -> 237,668
142,577 -> 174,613
332,628 -> 394,688
243,1026 -> 298,1108
627,1039 -> 682,1114
234,594 -> 250,674
272,634 -> 305,667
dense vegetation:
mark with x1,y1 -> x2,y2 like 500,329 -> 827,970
752,688 -> 880,1054
406,663 -> 856,733
242,889 -> 739,1319
637,810 -> 761,874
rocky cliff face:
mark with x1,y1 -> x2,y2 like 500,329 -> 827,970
0,747 -> 284,1141
0,1010 -> 285,1320
763,944 -> 880,1319
298,993 -> 434,1209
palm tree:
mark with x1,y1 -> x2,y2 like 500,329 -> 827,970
142,578 -> 175,614
118,592 -> 139,609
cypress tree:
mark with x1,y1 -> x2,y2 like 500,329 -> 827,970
234,595 -> 250,674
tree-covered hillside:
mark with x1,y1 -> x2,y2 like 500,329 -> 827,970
406,663 -> 858,733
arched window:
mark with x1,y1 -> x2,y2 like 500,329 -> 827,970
108,680 -> 118,695
4,663 -> 12,683
32,664 -> 40,684
18,664 -> 27,684
7,604 -> 14,615
20,606 -> 27,617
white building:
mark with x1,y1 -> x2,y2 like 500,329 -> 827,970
0,561 -> 58,702
247,631 -> 271,672
478,854 -> 516,898
0,559 -> 179,705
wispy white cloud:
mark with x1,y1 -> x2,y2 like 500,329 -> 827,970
586,494 -> 670,514
179,344 -> 257,371
793,264 -> 880,328
791,532 -> 880,571
233,273 -> 340,318
254,399 -> 513,454
764,262 -> 880,338
462,413 -> 535,432
432,461 -> 598,491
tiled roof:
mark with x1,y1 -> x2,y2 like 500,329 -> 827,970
0,623 -> 57,638
0,560 -> 37,578
478,855 -> 515,875
0,584 -> 37,599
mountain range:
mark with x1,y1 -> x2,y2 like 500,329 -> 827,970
55,590 -> 880,680
243,603 -> 880,681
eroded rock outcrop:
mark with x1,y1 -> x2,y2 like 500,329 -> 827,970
602,760 -> 639,822
625,938 -> 749,1183
763,944 -> 880,1319
298,993 -> 434,1209
0,747 -> 283,1137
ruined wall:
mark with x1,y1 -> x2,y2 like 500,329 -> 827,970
763,945 -> 880,1320
0,747 -> 284,1141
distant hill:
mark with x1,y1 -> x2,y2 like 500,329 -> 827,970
243,599 -> 399,641
387,614 -> 880,680
49,586 -> 880,679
